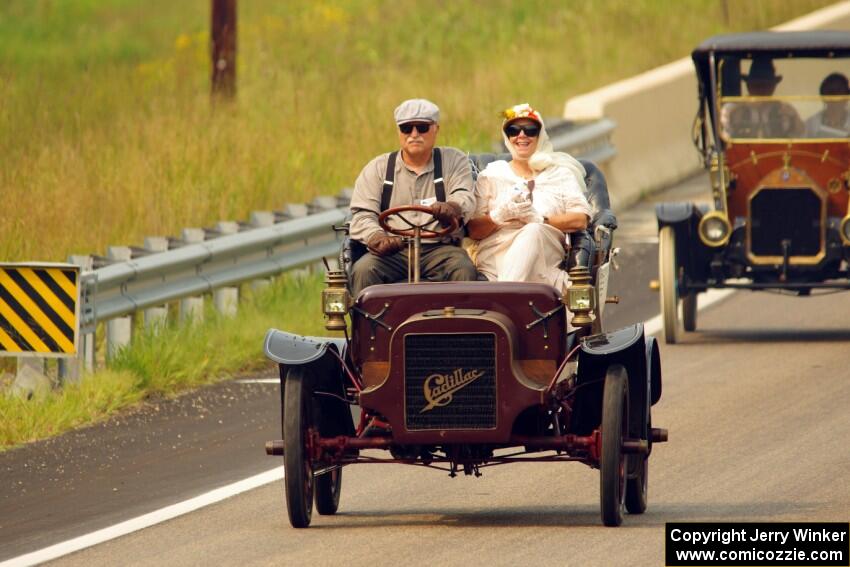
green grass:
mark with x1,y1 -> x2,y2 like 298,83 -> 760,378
0,273 -> 327,450
0,0 -> 834,262
0,0 -> 836,448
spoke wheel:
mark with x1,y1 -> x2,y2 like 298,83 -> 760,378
658,226 -> 680,344
682,293 -> 697,332
600,365 -> 628,527
283,367 -> 314,528
315,467 -> 342,515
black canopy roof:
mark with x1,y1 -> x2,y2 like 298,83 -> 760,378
692,31 -> 850,98
693,31 -> 850,60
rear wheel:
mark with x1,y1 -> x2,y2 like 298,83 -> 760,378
682,293 -> 697,332
658,226 -> 680,344
284,367 -> 314,528
625,409 -> 649,515
600,365 -> 628,527
315,467 -> 342,515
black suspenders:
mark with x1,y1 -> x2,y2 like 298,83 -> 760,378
379,151 -> 398,213
380,148 -> 444,212
432,148 -> 446,203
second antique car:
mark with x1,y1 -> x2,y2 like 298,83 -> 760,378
263,156 -> 667,528
657,31 -> 850,343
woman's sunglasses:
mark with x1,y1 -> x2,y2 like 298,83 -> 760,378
504,123 -> 541,138
399,122 -> 432,135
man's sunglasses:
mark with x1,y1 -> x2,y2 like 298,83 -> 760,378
399,122 -> 432,135
504,123 -> 541,138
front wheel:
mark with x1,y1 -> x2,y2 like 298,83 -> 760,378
658,226 -> 680,344
283,367 -> 314,528
600,365 -> 628,527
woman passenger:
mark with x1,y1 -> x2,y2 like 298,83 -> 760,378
466,103 -> 592,293
806,72 -> 850,137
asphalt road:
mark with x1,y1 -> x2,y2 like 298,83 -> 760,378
4,174 -> 850,566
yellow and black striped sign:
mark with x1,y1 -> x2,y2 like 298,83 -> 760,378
0,264 -> 80,357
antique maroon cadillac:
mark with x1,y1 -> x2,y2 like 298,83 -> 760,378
264,157 -> 667,528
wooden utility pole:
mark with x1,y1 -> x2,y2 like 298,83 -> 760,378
211,0 -> 237,98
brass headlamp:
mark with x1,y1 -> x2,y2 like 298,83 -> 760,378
698,211 -> 732,247
840,215 -> 850,247
322,270 -> 350,331
566,266 -> 595,329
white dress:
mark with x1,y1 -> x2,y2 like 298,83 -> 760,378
471,160 -> 592,293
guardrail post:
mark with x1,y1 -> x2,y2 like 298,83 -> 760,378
336,187 -> 354,207
58,255 -> 93,384
143,237 -> 169,331
180,228 -> 207,323
13,357 -> 51,397
106,246 -> 133,361
250,211 -> 275,292
310,197 -> 341,272
213,221 -> 239,316
279,204 -> 311,278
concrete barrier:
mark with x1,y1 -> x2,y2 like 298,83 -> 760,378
563,1 -> 850,209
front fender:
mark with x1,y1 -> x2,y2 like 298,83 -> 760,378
655,202 -> 701,228
656,202 -> 711,284
265,329 -> 355,437
571,324 -> 651,438
263,329 -> 347,365
645,336 -> 662,406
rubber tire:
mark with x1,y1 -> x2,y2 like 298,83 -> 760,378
315,467 -> 342,515
682,293 -> 697,332
600,365 -> 627,527
625,410 -> 649,515
658,226 -> 680,344
284,367 -> 314,528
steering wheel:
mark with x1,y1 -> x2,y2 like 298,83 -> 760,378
378,205 -> 458,238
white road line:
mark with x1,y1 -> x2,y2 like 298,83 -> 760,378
236,378 -> 279,384
3,288 -> 736,567
0,468 -> 284,567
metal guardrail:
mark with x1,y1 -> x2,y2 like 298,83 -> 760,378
13,119 -> 616,386
549,118 -> 617,164
83,208 -> 348,328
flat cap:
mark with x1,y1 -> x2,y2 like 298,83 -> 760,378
394,98 -> 440,125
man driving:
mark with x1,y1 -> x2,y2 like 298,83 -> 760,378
348,98 -> 478,296
721,56 -> 804,139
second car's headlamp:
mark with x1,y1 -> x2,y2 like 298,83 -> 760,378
698,212 -> 732,247
840,215 -> 850,246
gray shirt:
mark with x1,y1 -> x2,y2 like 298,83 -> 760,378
349,147 -> 475,244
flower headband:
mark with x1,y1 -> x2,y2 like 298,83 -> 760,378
500,103 -> 542,124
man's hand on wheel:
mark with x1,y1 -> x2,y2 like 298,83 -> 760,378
366,232 -> 404,256
430,201 -> 462,227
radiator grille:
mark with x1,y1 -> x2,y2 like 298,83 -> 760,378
749,187 -> 822,258
404,333 -> 496,431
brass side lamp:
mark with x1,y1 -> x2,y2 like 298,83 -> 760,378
322,270 -> 350,331
566,266 -> 595,329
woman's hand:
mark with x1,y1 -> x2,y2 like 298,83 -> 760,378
491,193 -> 537,225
